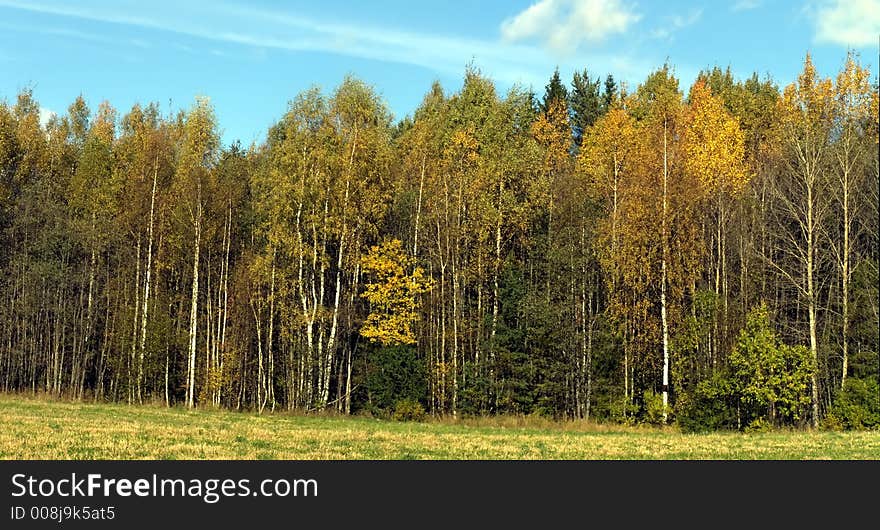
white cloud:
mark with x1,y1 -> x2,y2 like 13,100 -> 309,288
500,0 -> 641,54
814,0 -> 880,47
38,107 -> 56,128
0,0 -> 663,95
650,9 -> 702,40
731,0 -> 761,11
0,0 -> 542,83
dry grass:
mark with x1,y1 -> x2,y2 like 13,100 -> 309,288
1,394 -> 877,459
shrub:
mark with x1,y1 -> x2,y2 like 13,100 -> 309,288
642,390 -> 667,425
676,372 -> 737,433
392,399 -> 426,422
364,344 -> 427,412
819,412 -> 844,432
745,417 -> 772,433
729,303 -> 814,426
830,378 -> 880,430
609,399 -> 641,425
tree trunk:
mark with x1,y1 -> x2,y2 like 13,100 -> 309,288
268,249 -> 276,410
661,119 -> 670,423
806,163 -> 820,428
186,204 -> 201,409
840,165 -> 850,389
138,156 -> 158,404
413,154 -> 425,257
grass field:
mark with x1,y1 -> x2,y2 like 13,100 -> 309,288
1,394 -> 877,459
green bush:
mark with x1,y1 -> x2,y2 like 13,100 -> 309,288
745,417 -> 772,433
819,412 -> 844,432
392,399 -> 426,422
642,390 -> 667,425
830,378 -> 880,430
364,344 -> 426,412
729,303 -> 814,426
609,399 -> 640,425
676,372 -> 737,433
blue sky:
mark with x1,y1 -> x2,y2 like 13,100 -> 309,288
1,0 -> 877,146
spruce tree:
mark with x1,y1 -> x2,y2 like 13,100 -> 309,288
570,69 -> 601,146
540,67 -> 569,114
603,74 -> 617,111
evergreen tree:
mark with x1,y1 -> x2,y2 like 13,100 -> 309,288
0,55 -> 875,430
541,67 -> 569,114
603,74 -> 617,112
570,69 -> 602,147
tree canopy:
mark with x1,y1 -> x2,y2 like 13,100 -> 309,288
0,55 -> 876,430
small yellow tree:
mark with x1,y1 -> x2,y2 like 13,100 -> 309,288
360,239 -> 432,346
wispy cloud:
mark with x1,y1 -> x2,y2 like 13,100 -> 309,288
0,16 -> 151,65
731,0 -> 761,12
0,0 -> 538,83
811,0 -> 880,47
0,19 -> 117,45
650,9 -> 703,40
0,0 -> 655,88
500,0 -> 641,54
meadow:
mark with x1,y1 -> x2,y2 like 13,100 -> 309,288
0,394 -> 877,460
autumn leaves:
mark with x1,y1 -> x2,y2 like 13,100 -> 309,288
0,53 -> 875,424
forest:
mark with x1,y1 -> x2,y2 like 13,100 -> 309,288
0,52 -> 877,432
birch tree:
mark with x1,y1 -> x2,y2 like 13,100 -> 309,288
829,53 -> 873,389
771,54 -> 834,427
683,80 -> 748,365
175,97 -> 219,408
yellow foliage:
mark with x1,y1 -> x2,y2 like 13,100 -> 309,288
833,51 -> 875,138
531,98 -> 571,175
579,107 -> 638,205
360,239 -> 433,346
447,127 -> 480,166
684,81 -> 748,198
779,53 -> 835,133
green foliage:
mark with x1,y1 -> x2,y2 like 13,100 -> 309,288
392,399 -> 426,422
850,260 -> 879,379
676,372 -> 738,433
364,345 -> 427,413
570,69 -> 603,146
602,74 -> 617,111
485,259 -> 535,415
829,378 -> 880,430
744,417 -> 772,433
541,68 -> 569,113
527,294 -> 569,418
671,289 -> 718,390
608,400 -> 640,425
678,304 -> 818,431
633,63 -> 682,121
641,390 -> 666,425
729,303 -> 815,426
490,349 -> 535,415
0,56 -> 875,431
819,413 -> 844,432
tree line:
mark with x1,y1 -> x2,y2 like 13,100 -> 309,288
0,52 -> 877,430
